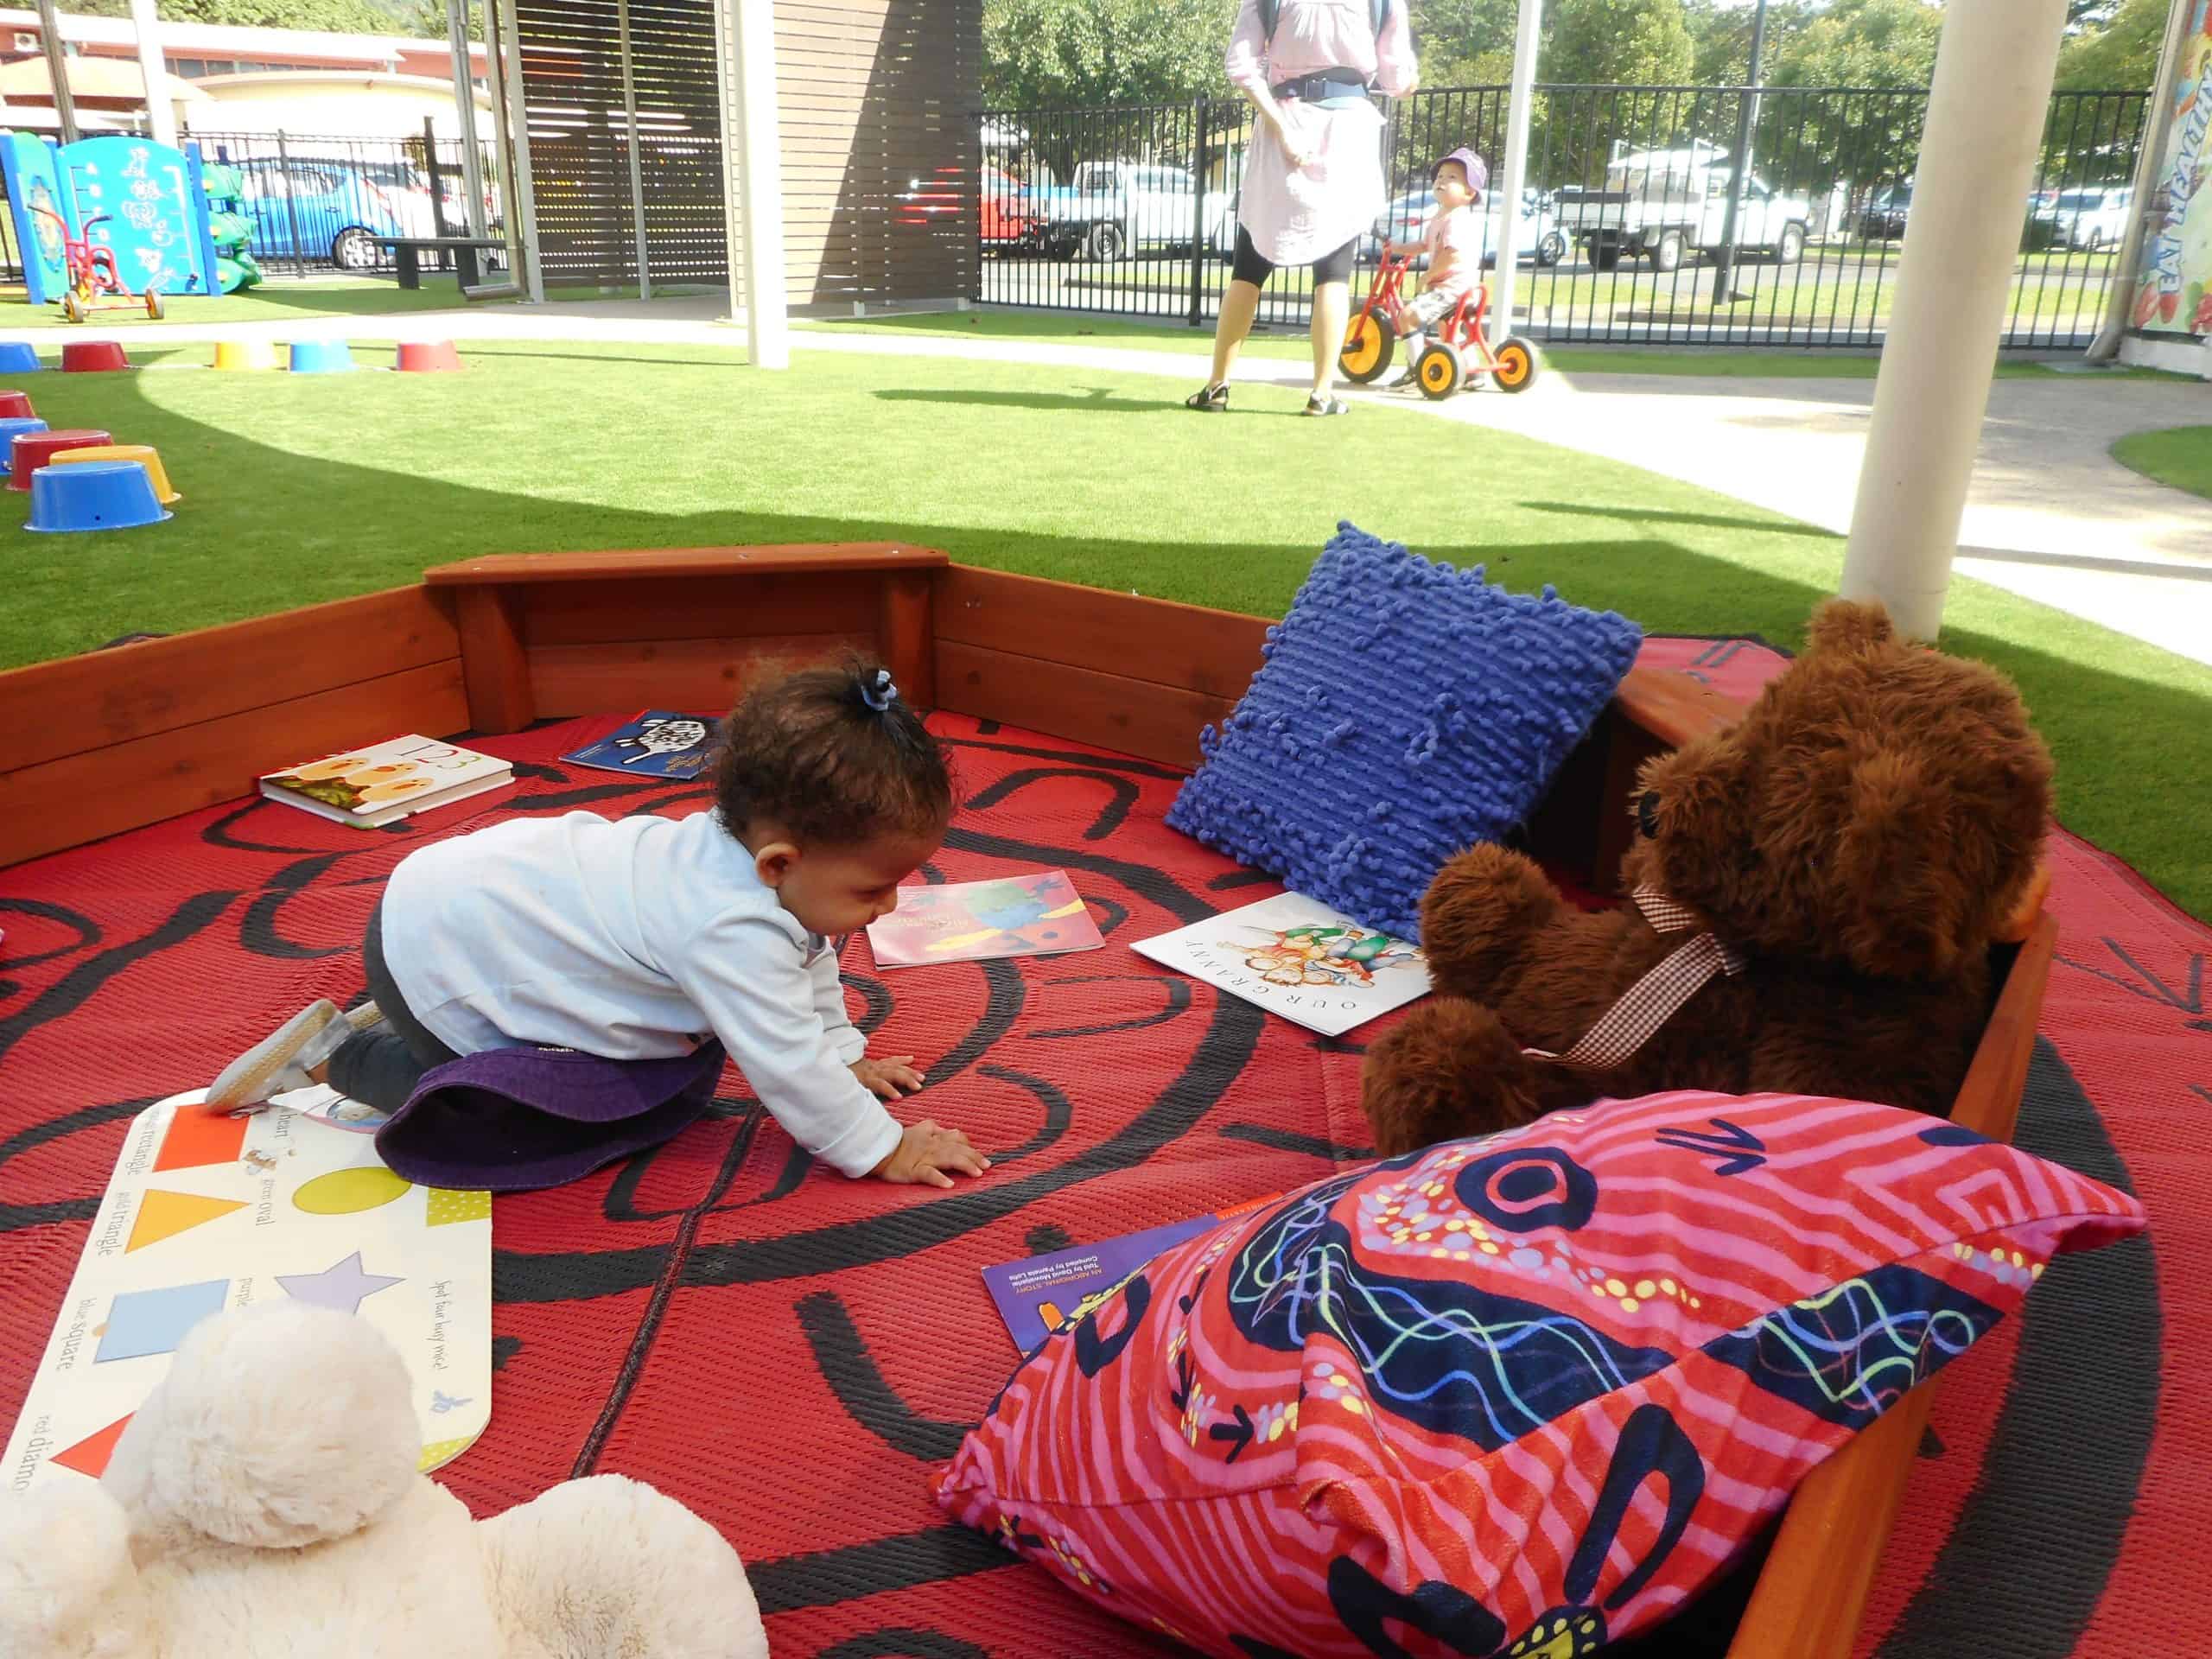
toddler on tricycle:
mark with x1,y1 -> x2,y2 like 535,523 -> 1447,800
1338,146 -> 1536,398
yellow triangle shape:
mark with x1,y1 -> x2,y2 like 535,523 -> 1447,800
126,1189 -> 249,1253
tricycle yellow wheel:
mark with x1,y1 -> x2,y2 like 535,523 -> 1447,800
1338,312 -> 1395,384
1416,340 -> 1463,399
1493,335 -> 1539,393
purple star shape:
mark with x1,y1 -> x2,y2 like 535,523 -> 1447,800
276,1251 -> 403,1315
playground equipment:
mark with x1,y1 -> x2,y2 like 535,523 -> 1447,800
23,460 -> 171,533
0,346 -> 38,375
0,134 -> 220,315
397,340 -> 463,372
52,444 -> 178,505
60,341 -> 130,373
0,418 -> 49,471
0,393 -> 34,420
289,340 -> 356,374
33,207 -> 164,325
201,163 -> 264,296
9,428 -> 111,492
1338,253 -> 1537,399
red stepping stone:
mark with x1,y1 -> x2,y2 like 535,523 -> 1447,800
10,428 -> 112,491
396,340 -> 462,372
60,340 -> 130,373
0,391 -> 34,420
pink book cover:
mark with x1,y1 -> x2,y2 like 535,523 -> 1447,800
864,871 -> 1103,969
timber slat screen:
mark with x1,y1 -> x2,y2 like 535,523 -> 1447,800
515,0 -> 980,305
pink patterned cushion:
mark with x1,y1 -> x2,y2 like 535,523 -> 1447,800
934,1090 -> 2143,1657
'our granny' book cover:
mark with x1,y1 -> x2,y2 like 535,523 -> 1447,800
1131,892 -> 1429,1037
560,711 -> 716,780
865,871 -> 1103,969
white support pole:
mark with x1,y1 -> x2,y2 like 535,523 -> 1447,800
616,0 -> 652,300
34,0 -> 79,146
1488,0 -> 1543,347
723,0 -> 788,369
447,0 -> 488,238
127,0 -> 175,149
493,0 -> 544,302
1838,0 -> 2069,640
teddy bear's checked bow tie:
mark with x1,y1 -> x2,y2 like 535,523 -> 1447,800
1522,887 -> 1745,1071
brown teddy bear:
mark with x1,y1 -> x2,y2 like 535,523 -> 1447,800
1359,599 -> 2053,1156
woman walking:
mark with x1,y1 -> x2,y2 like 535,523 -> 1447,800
1186,0 -> 1417,416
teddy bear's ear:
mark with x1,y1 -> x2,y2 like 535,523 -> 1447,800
1806,598 -> 1895,657
1832,747 -> 1970,979
102,1304 -> 419,1550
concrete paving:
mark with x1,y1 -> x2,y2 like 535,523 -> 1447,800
10,292 -> 2205,664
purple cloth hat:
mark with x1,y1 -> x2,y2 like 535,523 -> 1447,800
376,1041 -> 727,1192
1433,146 -> 1488,200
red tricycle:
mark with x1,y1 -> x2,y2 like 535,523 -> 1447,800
1338,251 -> 1535,397
31,207 -> 165,324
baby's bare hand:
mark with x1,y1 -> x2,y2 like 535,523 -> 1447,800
852,1055 -> 925,1099
870,1120 -> 992,1189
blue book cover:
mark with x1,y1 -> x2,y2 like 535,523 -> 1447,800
561,711 -> 715,780
981,1191 -> 1287,1351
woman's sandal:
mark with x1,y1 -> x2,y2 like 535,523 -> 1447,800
1185,382 -> 1230,411
1303,395 -> 1350,416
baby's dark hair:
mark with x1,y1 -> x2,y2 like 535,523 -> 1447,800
713,659 -> 954,847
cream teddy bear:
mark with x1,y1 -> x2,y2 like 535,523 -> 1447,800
0,1302 -> 767,1659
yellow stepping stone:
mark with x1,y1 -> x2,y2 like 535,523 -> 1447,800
51,443 -> 178,504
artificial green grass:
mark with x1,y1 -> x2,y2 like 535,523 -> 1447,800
3,340 -> 2205,921
0,275 -> 481,329
2110,425 -> 2212,501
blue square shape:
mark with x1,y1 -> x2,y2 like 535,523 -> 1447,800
1165,524 -> 1642,938
95,1278 -> 232,1363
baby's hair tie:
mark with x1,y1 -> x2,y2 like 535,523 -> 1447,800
861,670 -> 898,712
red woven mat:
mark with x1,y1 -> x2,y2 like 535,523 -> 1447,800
0,641 -> 2198,1659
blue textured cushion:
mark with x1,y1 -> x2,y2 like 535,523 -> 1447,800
1166,524 -> 1642,938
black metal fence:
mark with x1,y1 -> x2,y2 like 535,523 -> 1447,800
976,85 -> 2150,349
188,130 -> 504,278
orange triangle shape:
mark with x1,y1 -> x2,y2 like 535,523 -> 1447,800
153,1107 -> 248,1172
126,1189 -> 248,1253
49,1414 -> 132,1478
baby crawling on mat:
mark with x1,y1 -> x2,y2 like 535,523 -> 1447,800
207,662 -> 990,1190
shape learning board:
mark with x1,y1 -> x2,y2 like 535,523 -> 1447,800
2,1091 -> 490,1497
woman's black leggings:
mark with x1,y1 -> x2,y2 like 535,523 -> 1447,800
1231,224 -> 1358,289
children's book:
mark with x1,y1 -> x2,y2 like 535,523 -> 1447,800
259,734 -> 513,829
1130,892 -> 1430,1037
982,1192 -> 1286,1351
866,871 -> 1103,969
0,1090 -> 492,1496
559,710 -> 716,780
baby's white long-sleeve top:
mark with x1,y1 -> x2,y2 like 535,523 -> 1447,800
378,807 -> 902,1178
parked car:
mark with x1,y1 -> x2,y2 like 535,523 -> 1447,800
1360,186 -> 1566,268
234,156 -> 442,270
980,163 -> 1039,249
1858,182 -> 1911,239
1030,162 -> 1235,262
1552,142 -> 1811,271
2030,185 -> 2133,251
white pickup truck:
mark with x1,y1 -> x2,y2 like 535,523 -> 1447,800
1552,143 -> 1812,272
1031,162 -> 1236,263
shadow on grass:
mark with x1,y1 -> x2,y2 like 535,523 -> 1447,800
1524,500 -> 1837,539
872,386 -> 1196,413
12,353 -> 2208,919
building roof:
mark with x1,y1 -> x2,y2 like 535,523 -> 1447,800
0,8 -> 482,70
0,53 -> 211,102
